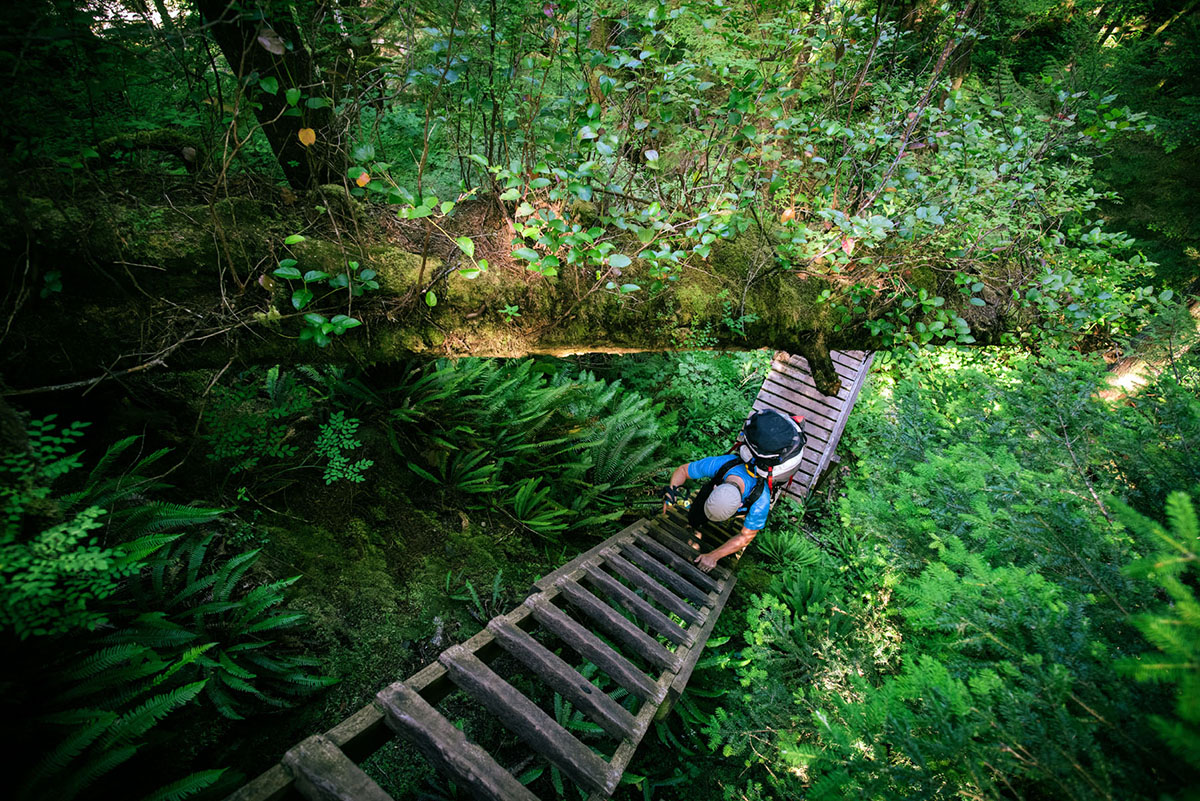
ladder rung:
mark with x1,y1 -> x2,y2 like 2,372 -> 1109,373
601,550 -> 704,626
581,563 -> 690,646
634,532 -> 721,593
487,617 -> 640,742
282,735 -> 394,801
439,644 -> 616,796
525,595 -> 662,703
376,682 -> 538,801
620,542 -> 712,605
555,578 -> 682,673
646,525 -> 731,582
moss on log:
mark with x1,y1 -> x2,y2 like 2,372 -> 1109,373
0,192 -> 1005,397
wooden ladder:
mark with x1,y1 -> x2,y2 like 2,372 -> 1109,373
228,349 -> 876,801
229,510 -> 741,801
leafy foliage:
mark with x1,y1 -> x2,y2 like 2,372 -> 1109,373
315,411 -> 374,484
3,417 -> 328,800
384,358 -> 679,539
695,347 -> 1199,800
1116,493 -> 1200,777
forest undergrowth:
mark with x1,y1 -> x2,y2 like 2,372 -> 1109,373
4,343 -> 1198,800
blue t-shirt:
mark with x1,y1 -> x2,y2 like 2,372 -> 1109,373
686,456 -> 771,531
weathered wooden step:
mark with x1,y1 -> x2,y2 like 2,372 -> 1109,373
632,532 -> 721,594
600,549 -> 704,626
487,616 -> 640,742
580,563 -> 691,647
619,542 -> 712,606
438,644 -> 617,796
376,682 -> 538,801
525,595 -> 662,703
282,735 -> 393,801
554,577 -> 682,673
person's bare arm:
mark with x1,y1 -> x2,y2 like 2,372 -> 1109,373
662,463 -> 691,513
694,526 -> 758,572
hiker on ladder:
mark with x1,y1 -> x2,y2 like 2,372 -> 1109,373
661,410 -> 806,573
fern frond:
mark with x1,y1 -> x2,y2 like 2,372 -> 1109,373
103,680 -> 207,746
53,744 -> 140,801
138,769 -> 227,801
30,710 -> 118,781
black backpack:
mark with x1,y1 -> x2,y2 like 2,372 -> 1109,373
741,410 -> 806,470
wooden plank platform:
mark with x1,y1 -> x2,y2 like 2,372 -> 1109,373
753,350 -> 875,504
225,350 -> 873,801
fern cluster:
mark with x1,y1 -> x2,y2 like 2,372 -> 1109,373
383,358 -> 676,540
3,416 -> 331,801
203,366 -> 313,474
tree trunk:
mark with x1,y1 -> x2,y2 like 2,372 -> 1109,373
1100,300 -> 1200,402
193,0 -> 343,189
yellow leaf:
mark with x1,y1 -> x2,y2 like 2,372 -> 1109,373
355,172 -> 370,187
298,128 -> 316,147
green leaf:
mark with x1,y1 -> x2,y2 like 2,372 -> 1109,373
285,88 -> 301,107
258,77 -> 279,95
609,254 -> 632,269
620,283 -> 641,293
273,266 -> 302,280
513,247 -> 540,262
330,315 -> 361,332
499,187 -> 520,201
284,234 -> 305,245
302,270 -> 329,283
425,290 -> 437,307
305,96 -> 329,109
440,200 -> 455,215
351,143 -> 376,162
455,237 -> 475,258
292,288 -> 313,310
970,297 -> 986,306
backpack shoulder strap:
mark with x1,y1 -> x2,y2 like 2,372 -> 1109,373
714,456 -> 741,483
745,467 -> 769,510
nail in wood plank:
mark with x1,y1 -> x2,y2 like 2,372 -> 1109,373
377,682 -> 539,801
439,644 -> 616,795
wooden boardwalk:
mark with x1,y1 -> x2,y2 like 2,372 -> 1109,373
227,350 -> 873,801
752,350 -> 875,505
